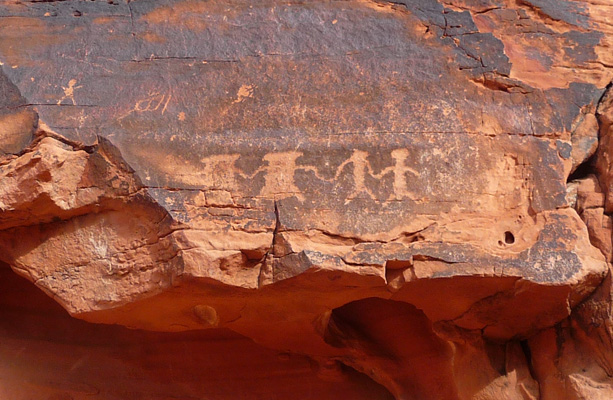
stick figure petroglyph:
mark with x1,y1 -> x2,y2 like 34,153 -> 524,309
57,79 -> 81,105
334,150 -> 378,200
322,148 -> 419,201
196,148 -> 419,203
375,149 -> 419,200
245,152 -> 340,201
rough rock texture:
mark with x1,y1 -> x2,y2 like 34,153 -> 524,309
0,0 -> 612,399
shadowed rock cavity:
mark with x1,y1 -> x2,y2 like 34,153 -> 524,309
323,297 -> 540,400
0,262 -> 394,400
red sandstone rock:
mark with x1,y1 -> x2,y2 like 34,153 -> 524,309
0,0 -> 612,399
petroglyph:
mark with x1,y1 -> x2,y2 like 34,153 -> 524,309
233,84 -> 255,104
382,149 -> 419,201
335,150 -> 378,201
135,93 -> 171,114
187,149 -> 420,202
57,79 -> 81,106
330,149 -> 418,201
252,152 -> 305,201
151,153 -> 242,188
119,92 -> 172,120
198,154 -> 241,191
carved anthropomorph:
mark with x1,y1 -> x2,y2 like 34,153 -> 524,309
333,148 -> 418,201
386,148 -> 418,201
334,150 -> 378,200
199,154 -> 241,192
256,152 -> 305,201
201,148 -> 419,203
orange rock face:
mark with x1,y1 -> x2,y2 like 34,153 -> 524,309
0,0 -> 612,399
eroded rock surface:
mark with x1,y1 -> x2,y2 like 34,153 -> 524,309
0,0 -> 612,399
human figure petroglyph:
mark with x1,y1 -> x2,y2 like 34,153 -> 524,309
57,79 -> 81,106
248,152 -> 305,201
334,150 -> 378,200
198,154 -> 241,191
245,151 -> 336,200
196,149 -> 418,202
374,149 -> 419,200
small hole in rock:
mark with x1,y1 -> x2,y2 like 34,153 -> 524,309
504,231 -> 515,245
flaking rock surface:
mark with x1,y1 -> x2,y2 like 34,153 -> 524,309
0,0 -> 613,399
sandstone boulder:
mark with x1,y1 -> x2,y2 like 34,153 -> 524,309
0,0 -> 612,399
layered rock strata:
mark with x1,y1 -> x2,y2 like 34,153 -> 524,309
0,0 -> 612,399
